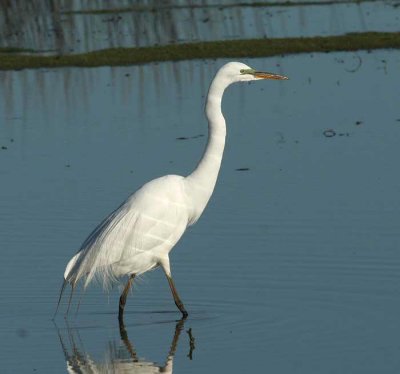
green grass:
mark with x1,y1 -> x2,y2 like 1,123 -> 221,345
0,32 -> 399,71
0,47 -> 35,54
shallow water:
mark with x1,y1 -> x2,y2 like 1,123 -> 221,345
1,51 -> 400,373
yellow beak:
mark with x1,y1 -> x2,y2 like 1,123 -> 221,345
253,72 -> 289,80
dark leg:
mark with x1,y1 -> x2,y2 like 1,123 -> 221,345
166,275 -> 188,319
118,274 -> 135,323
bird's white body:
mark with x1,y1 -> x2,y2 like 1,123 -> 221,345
66,175 -> 193,288
61,62 -> 287,316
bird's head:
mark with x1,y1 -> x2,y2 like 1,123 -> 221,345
218,62 -> 288,83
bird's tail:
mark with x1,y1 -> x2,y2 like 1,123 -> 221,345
64,251 -> 83,284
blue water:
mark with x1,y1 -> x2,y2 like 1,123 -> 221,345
0,51 -> 400,373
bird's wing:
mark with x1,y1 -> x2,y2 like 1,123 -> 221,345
67,176 -> 190,288
64,201 -> 133,286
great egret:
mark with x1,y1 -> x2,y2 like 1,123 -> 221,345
57,62 -> 288,321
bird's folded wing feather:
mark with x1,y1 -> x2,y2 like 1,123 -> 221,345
68,177 -> 190,287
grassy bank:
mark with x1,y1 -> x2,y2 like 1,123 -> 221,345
0,32 -> 399,71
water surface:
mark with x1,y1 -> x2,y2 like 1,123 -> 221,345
0,51 -> 400,373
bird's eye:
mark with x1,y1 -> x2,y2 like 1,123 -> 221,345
240,69 -> 245,74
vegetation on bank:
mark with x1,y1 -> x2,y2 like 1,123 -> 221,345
0,32 -> 399,70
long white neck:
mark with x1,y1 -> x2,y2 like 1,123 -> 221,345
185,72 -> 229,224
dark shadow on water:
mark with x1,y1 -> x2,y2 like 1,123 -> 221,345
55,317 -> 193,373
91,309 -> 179,315
60,309 -> 214,331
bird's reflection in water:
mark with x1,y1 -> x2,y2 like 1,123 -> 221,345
56,318 -> 191,373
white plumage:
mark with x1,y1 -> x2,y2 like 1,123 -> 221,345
65,175 -> 190,289
58,62 -> 288,320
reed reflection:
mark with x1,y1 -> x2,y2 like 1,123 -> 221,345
0,0 -> 388,55
0,62 -> 205,128
56,318 -> 191,374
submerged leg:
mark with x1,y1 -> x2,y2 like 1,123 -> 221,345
118,274 -> 135,323
168,318 -> 185,358
118,317 -> 139,362
166,275 -> 188,319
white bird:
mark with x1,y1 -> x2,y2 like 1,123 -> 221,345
57,62 -> 288,321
